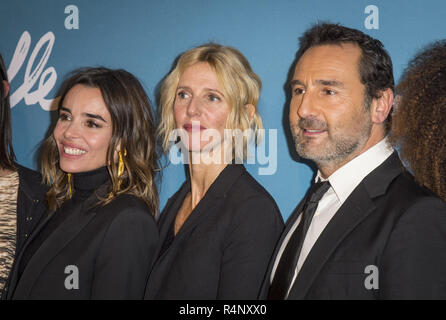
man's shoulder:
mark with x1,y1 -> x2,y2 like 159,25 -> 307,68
390,171 -> 441,199
378,170 -> 446,216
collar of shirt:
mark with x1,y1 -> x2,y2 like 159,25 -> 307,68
315,137 -> 394,205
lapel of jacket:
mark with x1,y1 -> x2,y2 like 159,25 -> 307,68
10,183 -> 109,299
155,164 -> 246,261
174,164 -> 246,242
151,181 -> 189,262
287,151 -> 403,299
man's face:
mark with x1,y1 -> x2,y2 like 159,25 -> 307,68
289,43 -> 373,173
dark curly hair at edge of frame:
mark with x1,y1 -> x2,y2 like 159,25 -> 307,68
389,40 -> 446,202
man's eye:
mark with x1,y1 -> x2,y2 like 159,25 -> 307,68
324,89 -> 336,95
293,87 -> 305,95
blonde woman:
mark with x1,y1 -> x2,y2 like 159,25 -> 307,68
8,67 -> 159,299
145,43 -> 284,299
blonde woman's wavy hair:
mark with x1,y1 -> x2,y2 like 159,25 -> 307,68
41,67 -> 159,215
158,43 -> 263,159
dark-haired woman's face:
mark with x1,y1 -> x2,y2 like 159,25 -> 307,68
53,84 -> 113,173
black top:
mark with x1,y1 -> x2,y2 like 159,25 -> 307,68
18,166 -> 109,278
145,164 -> 284,299
7,167 -> 159,300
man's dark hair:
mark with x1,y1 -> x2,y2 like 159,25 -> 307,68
296,23 -> 394,129
0,53 -> 16,171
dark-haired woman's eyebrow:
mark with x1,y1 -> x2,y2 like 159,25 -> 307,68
59,106 -> 72,113
83,112 -> 107,123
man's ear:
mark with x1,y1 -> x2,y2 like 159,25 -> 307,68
2,80 -> 10,97
245,104 -> 255,120
370,88 -> 394,124
393,94 -> 402,112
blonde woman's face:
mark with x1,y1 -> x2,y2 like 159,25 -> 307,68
53,84 -> 113,173
173,62 -> 230,152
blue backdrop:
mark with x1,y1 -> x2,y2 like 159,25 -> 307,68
1,0 -> 445,219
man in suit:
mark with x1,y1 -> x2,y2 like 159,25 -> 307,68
264,23 -> 446,299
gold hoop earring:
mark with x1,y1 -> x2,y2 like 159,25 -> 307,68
109,149 -> 127,200
67,173 -> 72,198
116,149 -> 127,190
117,149 -> 127,178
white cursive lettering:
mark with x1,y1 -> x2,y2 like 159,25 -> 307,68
8,31 -> 60,111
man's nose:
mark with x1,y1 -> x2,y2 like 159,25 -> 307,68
296,90 -> 318,119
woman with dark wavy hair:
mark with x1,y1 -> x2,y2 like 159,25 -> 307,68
0,53 -> 47,299
390,40 -> 446,201
7,67 -> 159,299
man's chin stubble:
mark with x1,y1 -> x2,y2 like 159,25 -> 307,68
294,137 -> 361,172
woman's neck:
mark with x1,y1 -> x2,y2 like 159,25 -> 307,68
186,140 -> 233,209
188,159 -> 227,209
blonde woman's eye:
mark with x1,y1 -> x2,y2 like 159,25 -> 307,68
208,94 -> 220,102
177,91 -> 189,99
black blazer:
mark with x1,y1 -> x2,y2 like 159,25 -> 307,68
1,164 -> 48,298
7,183 -> 158,300
145,164 -> 284,299
15,164 -> 48,252
261,152 -> 446,299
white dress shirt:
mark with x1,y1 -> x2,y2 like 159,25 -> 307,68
271,137 -> 394,298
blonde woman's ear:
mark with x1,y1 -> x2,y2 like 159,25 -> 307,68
245,104 -> 255,120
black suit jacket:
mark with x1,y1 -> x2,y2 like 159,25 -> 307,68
145,164 -> 284,299
7,184 -> 158,300
1,164 -> 48,298
15,164 -> 48,253
261,152 -> 446,299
